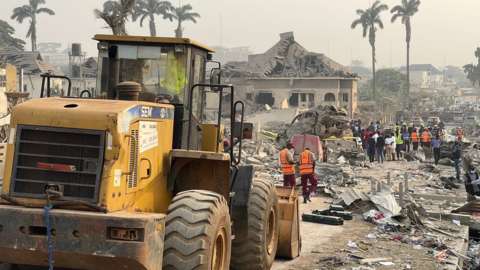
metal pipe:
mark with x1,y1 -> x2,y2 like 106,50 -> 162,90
46,75 -> 50,97
40,76 -> 46,98
233,100 -> 245,165
19,68 -> 23,93
229,86 -> 234,164
216,87 -> 223,152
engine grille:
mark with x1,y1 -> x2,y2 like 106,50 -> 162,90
11,125 -> 105,202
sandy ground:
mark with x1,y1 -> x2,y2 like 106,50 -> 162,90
272,160 -> 462,270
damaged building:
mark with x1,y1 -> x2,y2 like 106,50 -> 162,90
223,32 -> 358,117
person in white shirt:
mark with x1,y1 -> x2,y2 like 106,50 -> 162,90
384,134 -> 396,161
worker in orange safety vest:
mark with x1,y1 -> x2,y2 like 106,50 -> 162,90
421,128 -> 432,148
279,142 -> 296,188
299,147 -> 317,203
411,128 -> 420,152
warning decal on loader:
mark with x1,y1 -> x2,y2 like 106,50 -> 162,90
139,121 -> 158,153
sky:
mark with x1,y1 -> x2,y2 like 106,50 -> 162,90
1,0 -> 480,68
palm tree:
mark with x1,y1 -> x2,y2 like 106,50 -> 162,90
11,0 -> 55,52
133,0 -> 173,36
391,0 -> 421,96
94,0 -> 136,36
351,1 -> 388,98
171,4 -> 200,38
0,20 -> 26,51
463,64 -> 477,87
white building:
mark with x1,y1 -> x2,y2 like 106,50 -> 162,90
400,64 -> 444,89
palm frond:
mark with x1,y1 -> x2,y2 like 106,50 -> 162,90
351,19 -> 362,29
374,18 -> 384,29
391,13 -> 400,23
139,13 -> 149,27
26,22 -> 34,38
362,24 -> 368,37
390,6 -> 405,14
11,6 -> 33,23
36,7 -> 55,15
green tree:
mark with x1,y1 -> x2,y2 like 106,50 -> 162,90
351,1 -> 388,98
133,0 -> 173,36
171,4 -> 200,38
391,0 -> 421,96
463,48 -> 480,87
463,64 -> 476,87
94,0 -> 136,35
11,0 -> 55,52
0,20 -> 26,51
372,68 -> 408,94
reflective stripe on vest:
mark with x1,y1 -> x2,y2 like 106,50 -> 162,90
421,132 -> 431,142
280,149 -> 294,175
299,150 -> 314,175
411,132 -> 419,142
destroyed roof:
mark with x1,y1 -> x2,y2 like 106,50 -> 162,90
224,32 -> 356,79
0,49 -> 60,75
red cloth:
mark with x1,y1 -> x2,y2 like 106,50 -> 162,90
301,174 -> 317,196
283,174 -> 296,187
290,134 -> 323,159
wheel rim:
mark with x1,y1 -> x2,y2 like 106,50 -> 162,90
266,207 -> 277,255
212,226 -> 227,270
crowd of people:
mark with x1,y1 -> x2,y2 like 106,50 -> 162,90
278,120 -> 467,203
352,120 -> 465,181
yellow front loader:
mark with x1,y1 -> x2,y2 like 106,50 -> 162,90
0,35 -> 300,270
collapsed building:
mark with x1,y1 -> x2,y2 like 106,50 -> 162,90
222,32 -> 359,117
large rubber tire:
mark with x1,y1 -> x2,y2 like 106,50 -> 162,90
231,178 -> 280,270
163,190 -> 231,270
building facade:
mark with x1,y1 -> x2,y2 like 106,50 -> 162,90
244,77 -> 357,117
0,63 -> 17,92
400,64 -> 444,89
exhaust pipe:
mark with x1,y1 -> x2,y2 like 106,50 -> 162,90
117,81 -> 141,101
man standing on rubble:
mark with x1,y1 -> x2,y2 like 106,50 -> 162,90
376,132 -> 385,163
395,128 -> 404,160
432,135 -> 442,165
421,128 -> 432,160
452,140 -> 462,182
465,165 -> 480,201
411,128 -> 420,152
279,143 -> 296,188
299,147 -> 317,203
385,133 -> 396,161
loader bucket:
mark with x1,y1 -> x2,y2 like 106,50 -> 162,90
275,186 -> 301,259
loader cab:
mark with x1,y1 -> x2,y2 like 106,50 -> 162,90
93,35 -> 215,150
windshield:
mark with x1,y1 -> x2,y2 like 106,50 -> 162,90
97,44 -> 188,103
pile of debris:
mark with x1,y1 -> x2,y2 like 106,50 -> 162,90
278,105 -> 352,145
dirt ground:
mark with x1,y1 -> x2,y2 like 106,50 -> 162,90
272,160 -> 461,270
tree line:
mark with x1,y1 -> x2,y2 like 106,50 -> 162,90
0,0 -> 200,52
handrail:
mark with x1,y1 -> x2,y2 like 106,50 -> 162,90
233,100 -> 245,165
40,73 -> 72,98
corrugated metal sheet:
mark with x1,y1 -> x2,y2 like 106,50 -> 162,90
339,188 -> 369,206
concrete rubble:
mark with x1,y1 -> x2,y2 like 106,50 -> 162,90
243,107 -> 480,270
